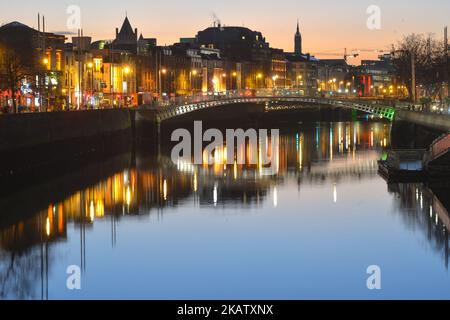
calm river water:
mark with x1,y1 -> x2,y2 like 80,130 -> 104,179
1,120 -> 450,299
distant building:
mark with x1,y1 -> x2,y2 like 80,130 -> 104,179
286,54 -> 319,95
138,34 -> 157,55
317,59 -> 352,94
0,21 -> 65,111
358,54 -> 396,96
196,25 -> 271,62
195,25 -> 273,88
294,20 -> 302,55
113,16 -> 138,53
285,22 -> 318,95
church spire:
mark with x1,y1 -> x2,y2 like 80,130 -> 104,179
295,19 -> 302,55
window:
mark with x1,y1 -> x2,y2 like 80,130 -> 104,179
56,52 -> 62,71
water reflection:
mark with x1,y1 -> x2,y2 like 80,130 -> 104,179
1,121 -> 448,299
387,183 -> 450,269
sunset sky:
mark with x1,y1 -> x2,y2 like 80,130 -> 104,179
1,0 -> 449,64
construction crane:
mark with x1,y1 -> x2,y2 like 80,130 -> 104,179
312,48 -> 390,61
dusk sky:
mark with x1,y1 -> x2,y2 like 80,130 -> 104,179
1,0 -> 449,64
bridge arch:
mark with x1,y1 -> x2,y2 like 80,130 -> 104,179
144,90 -> 396,123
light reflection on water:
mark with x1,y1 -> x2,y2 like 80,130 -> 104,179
1,121 -> 450,300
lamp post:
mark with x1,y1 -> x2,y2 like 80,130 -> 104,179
42,58 -> 49,112
123,65 -> 130,107
159,68 -> 167,98
257,73 -> 263,89
221,73 -> 227,92
232,72 -> 237,91
272,75 -> 279,90
297,75 -> 303,89
392,49 -> 417,103
190,69 -> 198,95
88,62 -> 94,107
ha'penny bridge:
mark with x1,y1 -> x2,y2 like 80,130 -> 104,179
144,89 -> 397,122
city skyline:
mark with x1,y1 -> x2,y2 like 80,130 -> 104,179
1,0 -> 449,64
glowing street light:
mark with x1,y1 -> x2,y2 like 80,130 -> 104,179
88,62 -> 94,69
123,66 -> 131,74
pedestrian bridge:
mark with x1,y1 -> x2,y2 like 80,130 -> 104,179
144,89 -> 396,122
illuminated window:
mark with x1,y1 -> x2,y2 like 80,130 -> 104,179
56,52 -> 61,71
94,58 -> 102,72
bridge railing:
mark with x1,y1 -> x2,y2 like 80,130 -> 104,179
430,133 -> 450,161
143,89 -> 395,110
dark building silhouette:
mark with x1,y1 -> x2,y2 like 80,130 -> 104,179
113,16 -> 138,52
295,20 -> 302,55
195,25 -> 271,62
0,21 -> 65,111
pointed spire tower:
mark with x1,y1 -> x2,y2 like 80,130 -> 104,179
295,19 -> 302,55
115,14 -> 138,46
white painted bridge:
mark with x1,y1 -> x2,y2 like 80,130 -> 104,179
142,89 -> 397,122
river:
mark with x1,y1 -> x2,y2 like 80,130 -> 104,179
1,120 -> 449,299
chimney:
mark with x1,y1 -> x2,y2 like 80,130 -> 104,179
116,28 -> 119,38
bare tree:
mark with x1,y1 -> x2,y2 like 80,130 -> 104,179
0,45 -> 28,113
393,34 -> 448,101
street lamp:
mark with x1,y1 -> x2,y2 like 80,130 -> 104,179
123,66 -> 131,107
257,73 -> 263,88
41,58 -> 50,111
159,68 -> 167,97
190,69 -> 198,95
88,62 -> 94,107
272,75 -> 279,89
297,75 -> 303,88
